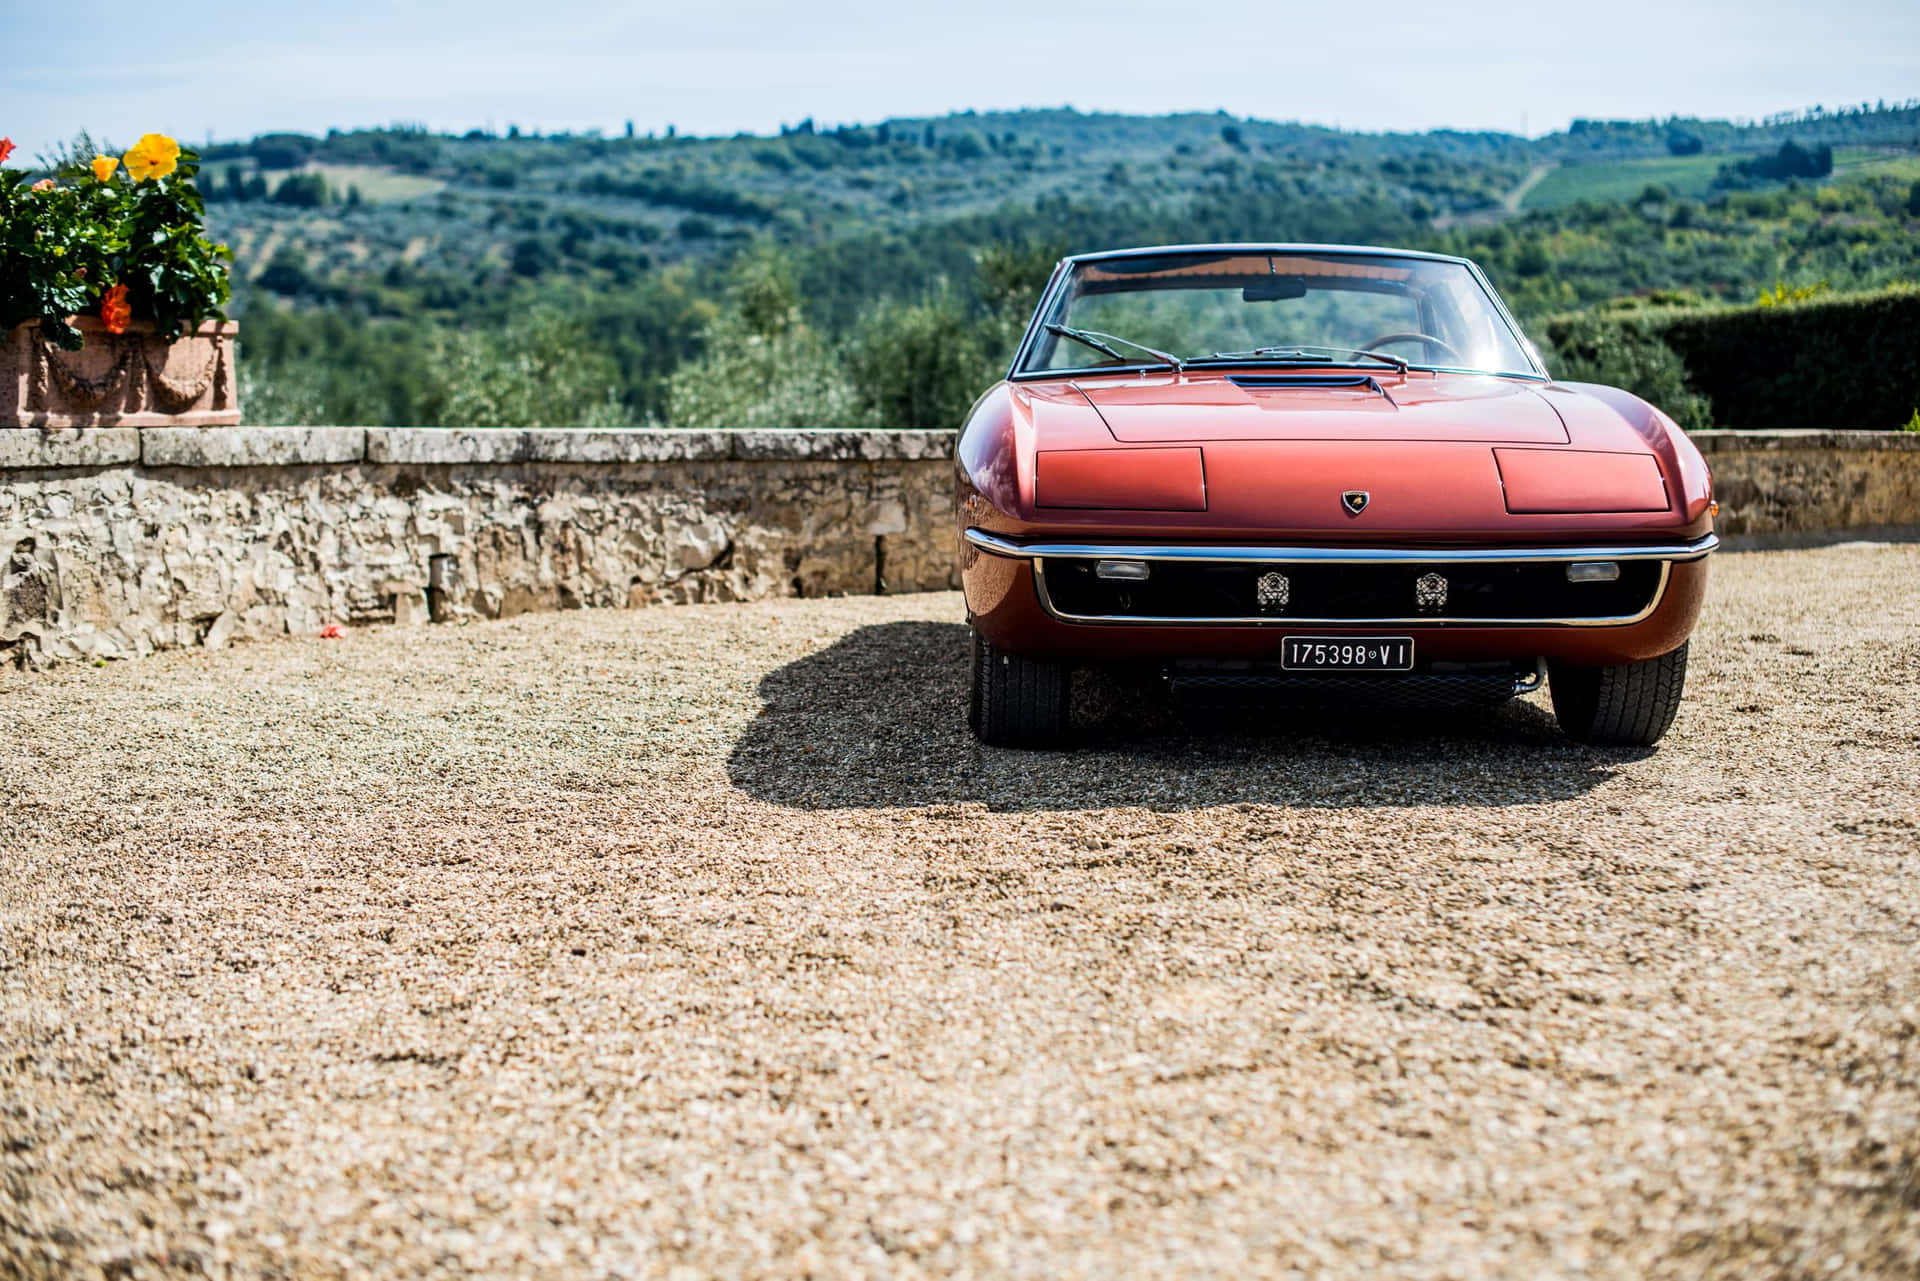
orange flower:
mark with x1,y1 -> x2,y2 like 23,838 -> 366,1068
31,178 -> 54,192
100,283 -> 131,335
0,137 -> 14,165
122,133 -> 180,182
91,153 -> 117,182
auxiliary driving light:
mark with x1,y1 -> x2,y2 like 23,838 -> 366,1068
1095,559 -> 1152,582
1566,561 -> 1621,583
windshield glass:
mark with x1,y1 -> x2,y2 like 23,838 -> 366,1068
1020,250 -> 1537,377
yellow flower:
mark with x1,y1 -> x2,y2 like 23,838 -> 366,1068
122,133 -> 180,182
91,153 -> 117,183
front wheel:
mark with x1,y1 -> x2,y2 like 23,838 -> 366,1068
969,632 -> 1069,747
1548,642 -> 1689,747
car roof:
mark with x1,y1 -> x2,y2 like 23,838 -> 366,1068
1061,242 -> 1473,267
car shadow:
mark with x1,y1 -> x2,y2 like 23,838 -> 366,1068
725,621 -> 1642,812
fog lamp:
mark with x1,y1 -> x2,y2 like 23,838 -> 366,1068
1094,559 -> 1152,582
1566,561 -> 1621,583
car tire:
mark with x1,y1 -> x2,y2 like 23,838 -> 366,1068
1548,642 -> 1689,747
970,631 -> 1069,747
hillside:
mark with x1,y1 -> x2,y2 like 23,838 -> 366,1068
205,102 -> 1919,298
174,101 -> 1920,425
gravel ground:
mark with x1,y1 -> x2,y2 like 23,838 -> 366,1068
3,542 -> 1918,1280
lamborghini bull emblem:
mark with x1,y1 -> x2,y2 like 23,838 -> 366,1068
1341,490 -> 1369,516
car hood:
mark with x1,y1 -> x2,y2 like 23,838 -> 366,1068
1075,370 -> 1571,444
970,374 -> 1711,540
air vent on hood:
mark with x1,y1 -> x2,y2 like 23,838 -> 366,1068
1227,374 -> 1385,392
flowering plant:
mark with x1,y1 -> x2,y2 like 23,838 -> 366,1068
0,132 -> 231,349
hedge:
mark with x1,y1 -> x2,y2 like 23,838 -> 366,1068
1543,285 -> 1920,431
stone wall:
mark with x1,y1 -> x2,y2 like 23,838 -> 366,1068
1,426 -> 1915,666
0,428 -> 954,665
1692,430 -> 1920,544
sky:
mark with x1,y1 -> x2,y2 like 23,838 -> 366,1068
2,0 -> 1916,158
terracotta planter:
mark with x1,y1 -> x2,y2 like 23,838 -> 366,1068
1,317 -> 239,429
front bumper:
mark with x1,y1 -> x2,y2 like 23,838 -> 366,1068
961,528 -> 1716,665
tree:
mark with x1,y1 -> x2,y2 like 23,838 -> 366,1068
667,249 -> 868,429
848,291 -> 996,428
417,309 -> 627,427
510,236 -> 557,277
257,248 -> 316,297
251,133 -> 315,170
1739,140 -> 1835,182
976,239 -> 1064,335
271,172 -> 329,207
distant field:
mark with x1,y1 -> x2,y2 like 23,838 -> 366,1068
1522,146 -> 1920,212
302,163 -> 444,202
1519,153 -> 1734,209
1832,146 -> 1920,182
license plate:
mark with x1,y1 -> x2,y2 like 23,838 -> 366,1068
1281,637 -> 1414,672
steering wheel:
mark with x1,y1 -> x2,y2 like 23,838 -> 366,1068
1361,331 -> 1465,364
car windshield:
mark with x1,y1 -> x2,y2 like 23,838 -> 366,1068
1020,250 -> 1538,378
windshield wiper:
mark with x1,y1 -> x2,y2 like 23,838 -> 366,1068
1194,345 -> 1410,374
1045,323 -> 1183,371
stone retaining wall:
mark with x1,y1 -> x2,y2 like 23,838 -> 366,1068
0,428 -> 954,665
1691,430 -> 1920,544
1,426 -> 1915,666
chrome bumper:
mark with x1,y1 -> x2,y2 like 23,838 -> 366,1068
963,528 -> 1719,565
963,527 -> 1717,628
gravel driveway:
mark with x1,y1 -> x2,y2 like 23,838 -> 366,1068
4,543 -> 1917,1279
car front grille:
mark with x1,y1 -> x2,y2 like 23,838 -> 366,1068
1037,556 -> 1666,624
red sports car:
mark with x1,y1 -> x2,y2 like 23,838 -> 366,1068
955,244 -> 1716,747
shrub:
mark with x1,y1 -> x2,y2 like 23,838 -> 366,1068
1756,278 -> 1830,307
1546,285 -> 1920,431
1544,313 -> 1714,431
1654,286 -> 1920,431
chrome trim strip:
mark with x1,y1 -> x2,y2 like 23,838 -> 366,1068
1066,242 -> 1480,267
1466,257 -> 1549,378
1007,257 -> 1073,379
964,527 -> 1719,565
1026,559 -> 1675,629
